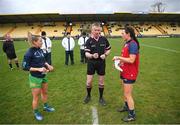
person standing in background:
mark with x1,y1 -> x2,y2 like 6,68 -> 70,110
78,32 -> 89,63
3,34 -> 19,70
62,32 -> 75,65
41,31 -> 52,65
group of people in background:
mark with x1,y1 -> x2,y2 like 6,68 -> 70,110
2,30 -> 89,69
2,23 -> 140,122
62,31 -> 89,65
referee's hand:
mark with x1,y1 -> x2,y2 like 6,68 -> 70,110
100,54 -> 106,60
92,53 -> 99,59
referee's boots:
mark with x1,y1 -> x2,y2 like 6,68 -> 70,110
99,97 -> 106,106
83,95 -> 91,104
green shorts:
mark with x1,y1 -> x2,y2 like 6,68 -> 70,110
29,74 -> 48,88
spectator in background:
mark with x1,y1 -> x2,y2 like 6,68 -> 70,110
3,34 -> 19,70
62,32 -> 75,65
78,32 -> 89,63
41,31 -> 52,65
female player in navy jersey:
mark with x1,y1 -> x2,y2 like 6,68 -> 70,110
22,33 -> 55,121
113,26 -> 140,122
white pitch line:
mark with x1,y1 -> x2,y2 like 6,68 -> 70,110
141,43 -> 180,54
91,106 -> 99,125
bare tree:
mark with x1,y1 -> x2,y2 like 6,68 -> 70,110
150,0 -> 166,12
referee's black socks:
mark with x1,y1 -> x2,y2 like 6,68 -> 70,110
86,87 -> 91,97
99,85 -> 104,99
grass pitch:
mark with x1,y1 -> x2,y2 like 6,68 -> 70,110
0,37 -> 180,124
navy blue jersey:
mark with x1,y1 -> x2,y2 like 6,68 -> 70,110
22,47 -> 46,78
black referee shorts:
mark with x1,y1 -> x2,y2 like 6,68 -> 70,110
87,59 -> 105,75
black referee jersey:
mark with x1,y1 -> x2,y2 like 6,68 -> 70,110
85,36 -> 111,60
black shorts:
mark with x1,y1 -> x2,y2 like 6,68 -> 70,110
6,52 -> 17,60
87,59 -> 105,75
120,76 -> 136,84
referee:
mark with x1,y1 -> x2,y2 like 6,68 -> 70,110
83,23 -> 111,106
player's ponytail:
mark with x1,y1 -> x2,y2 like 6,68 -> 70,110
125,26 -> 140,50
27,32 -> 41,45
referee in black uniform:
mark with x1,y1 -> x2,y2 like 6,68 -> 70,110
83,23 -> 111,106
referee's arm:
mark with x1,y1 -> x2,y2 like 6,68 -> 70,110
84,40 -> 93,59
85,48 -> 93,59
104,43 -> 111,57
104,50 -> 110,57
